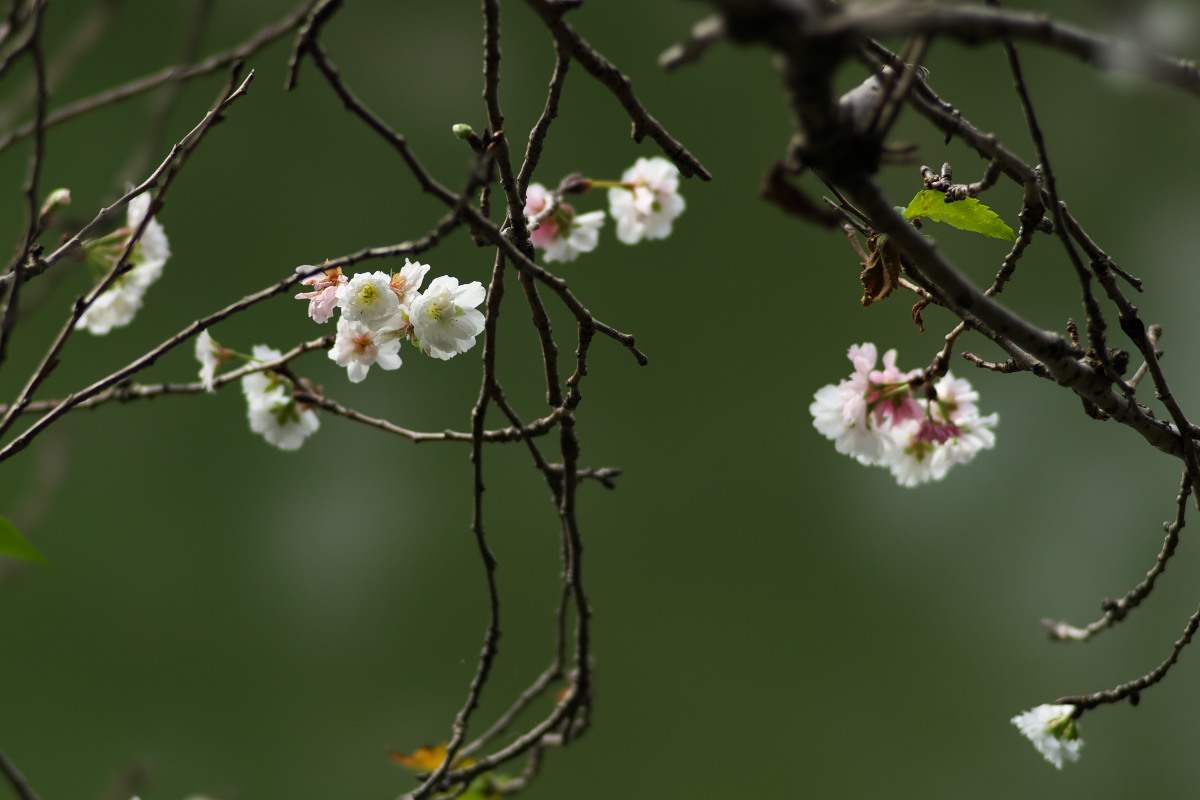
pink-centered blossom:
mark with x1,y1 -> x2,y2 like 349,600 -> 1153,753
810,343 -> 997,486
524,183 -> 605,263
809,343 -> 921,466
330,317 -> 402,383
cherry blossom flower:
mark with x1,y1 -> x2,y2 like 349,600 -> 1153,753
330,317 -> 402,383
295,265 -> 347,324
524,183 -> 605,263
337,270 -> 399,325
78,193 -> 171,335
390,259 -> 430,308
1011,704 -> 1083,769
809,343 -> 921,466
887,373 -> 998,487
409,275 -> 486,360
194,330 -> 229,393
241,345 -> 319,451
607,156 -> 685,245
77,279 -> 148,336
811,344 -> 997,486
126,192 -> 171,280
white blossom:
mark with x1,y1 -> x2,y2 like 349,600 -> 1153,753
78,193 -> 171,335
409,275 -> 486,360
608,157 -> 685,245
126,192 -> 171,284
391,258 -> 430,309
330,317 -> 402,383
337,271 -> 399,324
241,345 -> 319,451
194,330 -> 223,393
1011,704 -> 1083,769
77,279 -> 147,335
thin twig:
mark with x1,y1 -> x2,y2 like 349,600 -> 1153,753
303,36 -> 649,365
0,0 -> 319,158
0,0 -> 44,370
523,0 -> 711,181
0,217 -> 463,464
0,68 -> 257,446
1044,470 -> 1194,642
1060,598 -> 1200,711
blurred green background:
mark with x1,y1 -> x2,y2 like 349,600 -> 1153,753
3,1 -> 1200,798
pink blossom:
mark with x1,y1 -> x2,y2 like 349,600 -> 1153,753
295,265 -> 347,324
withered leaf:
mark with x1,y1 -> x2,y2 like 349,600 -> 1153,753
911,298 -> 929,331
859,233 -> 903,306
388,743 -> 474,772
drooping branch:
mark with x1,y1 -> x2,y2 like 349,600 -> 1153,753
1044,471 -> 1195,642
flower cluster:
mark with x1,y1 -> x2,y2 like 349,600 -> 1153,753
297,259 -> 486,384
240,344 -> 320,451
809,343 -> 997,486
196,259 -> 486,451
78,193 -> 172,335
523,156 -> 685,263
1011,704 -> 1083,768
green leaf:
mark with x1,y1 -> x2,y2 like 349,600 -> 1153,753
0,516 -> 45,563
902,190 -> 1015,242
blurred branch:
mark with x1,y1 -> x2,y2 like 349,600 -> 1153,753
0,0 -> 45,370
0,67 -> 257,448
0,746 -> 39,800
0,0 -> 319,158
116,0 -> 216,185
820,4 -> 1200,99
0,0 -> 117,130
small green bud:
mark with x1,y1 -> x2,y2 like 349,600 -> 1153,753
452,123 -> 476,141
39,188 -> 71,219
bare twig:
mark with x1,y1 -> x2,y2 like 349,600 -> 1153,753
0,0 -> 319,157
0,68 -> 256,446
524,0 -> 712,181
1044,471 -> 1194,642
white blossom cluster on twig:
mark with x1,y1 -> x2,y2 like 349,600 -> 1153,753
193,259 -> 486,451
78,193 -> 172,335
523,156 -> 685,263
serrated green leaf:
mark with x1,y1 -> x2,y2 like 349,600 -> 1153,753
0,516 -> 45,562
902,190 -> 1015,242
